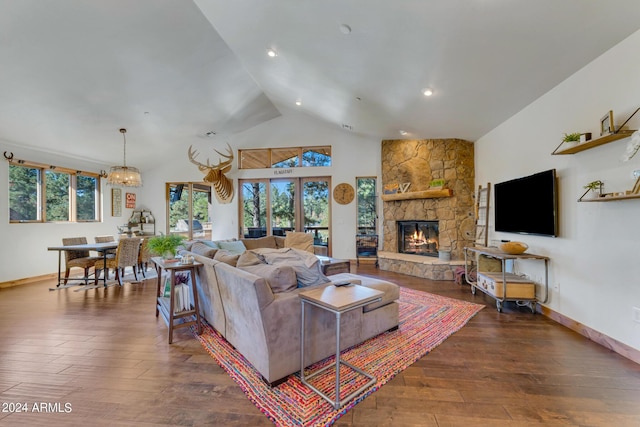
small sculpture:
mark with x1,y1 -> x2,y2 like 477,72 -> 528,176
187,144 -> 234,203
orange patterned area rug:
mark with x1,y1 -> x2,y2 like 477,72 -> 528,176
194,288 -> 483,426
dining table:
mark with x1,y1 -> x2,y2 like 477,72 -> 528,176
47,241 -> 119,290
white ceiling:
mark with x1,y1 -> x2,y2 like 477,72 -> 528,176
2,0 -> 640,170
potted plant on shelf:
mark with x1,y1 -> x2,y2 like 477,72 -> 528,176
583,180 -> 604,199
562,132 -> 581,147
147,233 -> 186,260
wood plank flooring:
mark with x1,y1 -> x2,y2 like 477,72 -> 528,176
1,266 -> 639,426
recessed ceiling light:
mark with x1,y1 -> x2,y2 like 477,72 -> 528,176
295,99 -> 302,106
422,88 -> 434,97
399,130 -> 408,136
339,24 -> 352,35
266,48 -> 278,58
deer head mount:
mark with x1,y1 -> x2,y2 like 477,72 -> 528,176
187,143 -> 234,203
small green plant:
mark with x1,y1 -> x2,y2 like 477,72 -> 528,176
562,132 -> 581,143
147,233 -> 186,258
584,180 -> 604,192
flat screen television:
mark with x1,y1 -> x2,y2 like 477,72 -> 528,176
494,169 -> 558,237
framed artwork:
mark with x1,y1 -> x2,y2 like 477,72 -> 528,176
111,188 -> 122,217
600,110 -> 614,136
125,192 -> 136,209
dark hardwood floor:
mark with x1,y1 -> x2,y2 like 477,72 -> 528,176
1,265 -> 639,426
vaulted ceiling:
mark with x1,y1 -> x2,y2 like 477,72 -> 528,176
2,0 -> 640,170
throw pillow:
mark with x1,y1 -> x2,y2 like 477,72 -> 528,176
238,264 -> 297,293
217,240 -> 247,255
213,249 -> 241,266
197,240 -> 219,249
236,250 -> 266,267
190,242 -> 218,258
284,231 -> 313,253
241,236 -> 278,250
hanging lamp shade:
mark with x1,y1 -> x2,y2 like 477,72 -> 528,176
107,128 -> 142,187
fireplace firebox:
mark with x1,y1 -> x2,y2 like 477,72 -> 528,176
397,220 -> 439,257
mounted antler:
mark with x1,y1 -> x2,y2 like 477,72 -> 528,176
188,143 -> 234,203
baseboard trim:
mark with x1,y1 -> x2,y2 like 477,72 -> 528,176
0,273 -> 57,289
539,305 -> 640,365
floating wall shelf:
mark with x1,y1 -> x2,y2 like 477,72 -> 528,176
381,188 -> 453,201
552,129 -> 635,155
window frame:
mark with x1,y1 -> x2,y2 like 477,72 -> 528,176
238,146 -> 332,169
8,160 -> 102,223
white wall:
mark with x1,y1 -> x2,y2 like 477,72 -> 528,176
476,29 -> 640,351
140,108 -> 382,260
0,143 -> 142,282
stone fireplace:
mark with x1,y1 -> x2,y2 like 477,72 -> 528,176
397,220 -> 439,257
378,138 -> 475,280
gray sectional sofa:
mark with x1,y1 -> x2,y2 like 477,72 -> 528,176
181,236 -> 400,386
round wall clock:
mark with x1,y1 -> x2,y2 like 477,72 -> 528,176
333,182 -> 355,205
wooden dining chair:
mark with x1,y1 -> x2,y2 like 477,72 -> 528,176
94,237 -> 141,286
95,235 -> 117,257
62,237 -> 101,285
137,237 -> 152,278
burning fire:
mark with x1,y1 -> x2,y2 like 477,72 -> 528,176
409,230 -> 437,248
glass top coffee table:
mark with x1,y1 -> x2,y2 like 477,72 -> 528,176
299,283 -> 383,409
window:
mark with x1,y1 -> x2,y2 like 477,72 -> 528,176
9,162 -> 101,223
239,146 -> 331,169
356,177 -> 377,235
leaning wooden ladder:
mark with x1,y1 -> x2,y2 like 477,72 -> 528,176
474,183 -> 491,247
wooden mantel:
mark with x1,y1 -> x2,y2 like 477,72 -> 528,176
381,188 -> 453,201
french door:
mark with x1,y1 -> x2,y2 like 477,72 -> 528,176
239,177 -> 331,253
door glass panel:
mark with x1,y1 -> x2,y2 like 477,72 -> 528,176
169,183 -> 189,237
271,180 -> 295,236
303,179 -> 330,247
192,183 -> 212,240
45,170 -> 69,221
241,181 -> 267,237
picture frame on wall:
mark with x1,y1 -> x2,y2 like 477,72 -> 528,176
600,110 -> 614,136
111,188 -> 122,217
126,192 -> 136,209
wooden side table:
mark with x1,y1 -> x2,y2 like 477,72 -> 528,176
152,257 -> 203,344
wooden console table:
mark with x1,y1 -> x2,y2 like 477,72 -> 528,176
463,246 -> 549,313
152,257 -> 202,344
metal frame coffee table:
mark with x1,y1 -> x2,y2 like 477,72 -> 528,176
299,284 -> 383,409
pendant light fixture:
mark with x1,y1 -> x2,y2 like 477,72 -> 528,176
107,128 -> 142,187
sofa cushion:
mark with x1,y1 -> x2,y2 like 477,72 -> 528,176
217,240 -> 247,255
284,231 -> 313,253
236,250 -> 266,267
238,264 -> 297,293
190,242 -> 218,258
241,236 -> 278,250
328,273 -> 400,312
214,249 -> 241,266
